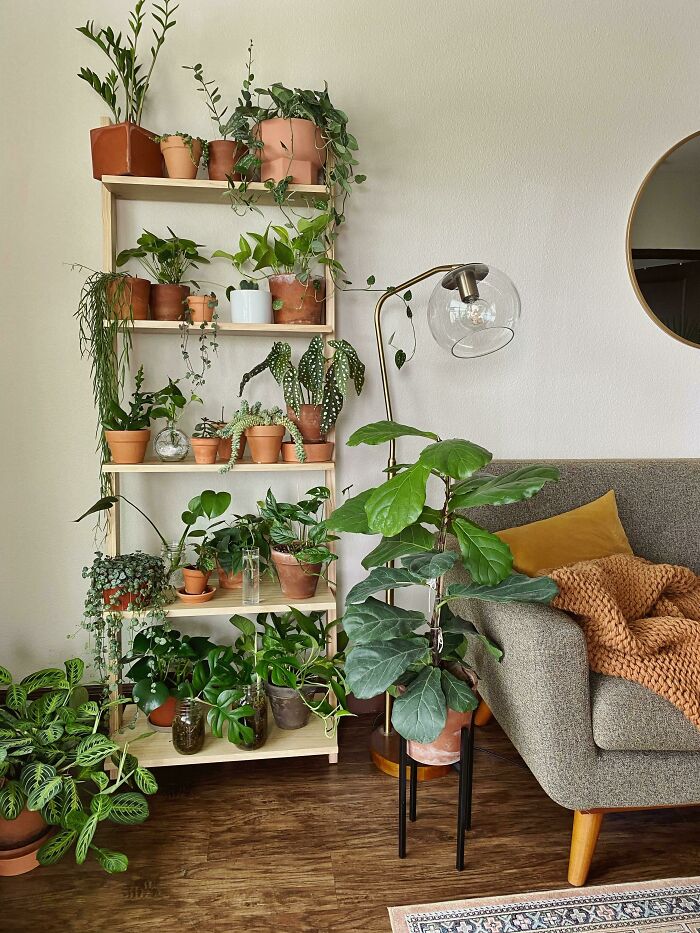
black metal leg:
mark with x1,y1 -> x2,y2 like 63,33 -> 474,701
466,718 -> 475,831
398,735 -> 407,858
456,724 -> 470,870
409,756 -> 418,822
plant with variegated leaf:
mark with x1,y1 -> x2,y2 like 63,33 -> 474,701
239,337 -> 365,435
328,421 -> 561,745
0,659 -> 157,873
217,401 -> 305,469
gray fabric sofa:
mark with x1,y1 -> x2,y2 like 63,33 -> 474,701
446,459 -> 700,885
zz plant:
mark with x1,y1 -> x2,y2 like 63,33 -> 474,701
328,421 -> 560,744
0,658 -> 157,873
239,337 -> 365,435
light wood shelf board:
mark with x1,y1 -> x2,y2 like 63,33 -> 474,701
112,704 -> 337,766
125,320 -> 333,335
102,457 -> 335,473
101,175 -> 329,205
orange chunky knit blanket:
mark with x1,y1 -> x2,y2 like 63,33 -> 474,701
549,554 -> 700,729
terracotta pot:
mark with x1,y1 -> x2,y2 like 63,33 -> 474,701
271,548 -> 322,599
107,275 -> 151,320
282,441 -> 334,463
258,118 -> 325,185
265,682 -> 315,730
191,437 -> 219,464
148,695 -> 177,728
408,707 -> 475,766
160,135 -> 202,179
287,404 -> 324,442
104,429 -> 150,464
182,566 -> 211,596
89,121 -> 163,180
269,274 -> 325,325
208,139 -> 245,181
245,425 -> 285,463
187,294 -> 218,323
216,433 -> 246,464
216,562 -> 243,590
0,807 -> 50,877
151,284 -> 190,321
102,588 -> 142,611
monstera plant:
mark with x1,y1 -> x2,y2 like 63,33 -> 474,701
329,421 -> 560,744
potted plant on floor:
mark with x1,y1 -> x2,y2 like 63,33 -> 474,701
77,1 -> 177,178
116,229 -> 209,321
239,337 -> 365,460
155,131 -> 208,179
0,658 -> 157,875
258,486 -> 337,599
102,364 -> 155,464
329,419 -> 560,765
255,608 -> 350,734
210,513 -> 270,589
224,279 -> 272,324
218,401 -> 305,468
122,625 -> 216,727
213,215 -> 334,324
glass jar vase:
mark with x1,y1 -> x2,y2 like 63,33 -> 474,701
154,425 -> 189,462
161,542 -> 186,589
234,683 -> 268,750
172,698 -> 205,755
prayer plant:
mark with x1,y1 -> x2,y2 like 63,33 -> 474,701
328,421 -> 560,744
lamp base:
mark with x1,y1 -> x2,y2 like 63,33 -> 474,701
369,725 -> 451,781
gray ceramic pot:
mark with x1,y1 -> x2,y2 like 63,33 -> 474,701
265,682 -> 316,730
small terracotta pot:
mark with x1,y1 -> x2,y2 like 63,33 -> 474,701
107,275 -> 151,320
0,807 -> 50,877
407,707 -> 474,766
104,429 -> 150,464
191,437 -> 219,464
102,588 -> 142,611
151,284 -> 190,321
269,275 -> 325,325
216,562 -> 243,590
258,117 -> 325,185
216,433 -> 246,464
89,121 -> 163,180
187,294 -> 218,323
245,425 -> 285,463
182,567 -> 211,596
287,404 -> 324,443
148,695 -> 177,728
208,139 -> 245,181
265,682 -> 316,730
271,548 -> 322,599
282,441 -> 334,463
160,135 -> 202,179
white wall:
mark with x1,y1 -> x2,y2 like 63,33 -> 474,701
1,0 -> 699,675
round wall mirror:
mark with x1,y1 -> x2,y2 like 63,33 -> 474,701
627,130 -> 700,347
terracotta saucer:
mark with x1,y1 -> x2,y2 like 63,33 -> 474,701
175,585 -> 216,604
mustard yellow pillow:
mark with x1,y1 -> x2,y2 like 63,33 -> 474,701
495,490 -> 633,576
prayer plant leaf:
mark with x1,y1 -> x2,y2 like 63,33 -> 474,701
451,516 -> 513,585
391,667 -> 446,744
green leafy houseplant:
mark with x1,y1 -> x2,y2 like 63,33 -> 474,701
102,364 -> 154,431
239,337 -> 365,436
76,0 -> 177,125
183,55 -> 257,149
116,229 -> 209,286
328,420 -> 560,745
258,486 -> 337,568
257,609 -> 351,735
192,416 -> 219,439
150,377 -> 201,443
0,658 -> 157,873
217,401 -> 306,469
210,514 -> 271,579
122,625 -> 216,714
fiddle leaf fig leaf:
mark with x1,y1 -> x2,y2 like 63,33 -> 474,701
347,420 -> 438,446
345,637 -> 429,698
327,487 -> 377,534
443,573 -> 559,605
451,516 -> 513,585
361,524 -> 435,569
441,670 -> 478,713
342,597 -> 424,643
391,667 -> 446,744
366,463 -> 431,536
402,550 -> 460,580
419,439 -> 492,480
449,465 -> 560,509
346,566 -> 424,604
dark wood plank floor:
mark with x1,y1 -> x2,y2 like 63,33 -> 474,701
3,717 -> 699,933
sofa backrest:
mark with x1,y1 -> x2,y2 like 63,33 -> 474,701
462,459 -> 700,573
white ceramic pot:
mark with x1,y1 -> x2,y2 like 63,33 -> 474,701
230,290 -> 273,324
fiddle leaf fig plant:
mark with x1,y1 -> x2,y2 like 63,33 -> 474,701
329,420 -> 560,744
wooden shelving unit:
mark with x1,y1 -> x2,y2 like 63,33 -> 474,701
101,166 -> 339,769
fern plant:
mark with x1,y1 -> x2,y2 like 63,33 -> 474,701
239,337 -> 365,435
218,401 -> 305,470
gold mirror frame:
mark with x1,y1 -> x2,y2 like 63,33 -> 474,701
626,128 -> 700,349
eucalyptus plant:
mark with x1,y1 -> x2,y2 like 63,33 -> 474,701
217,401 -> 306,469
239,337 -> 365,435
258,486 -> 337,568
116,229 -> 209,285
77,0 -> 177,125
0,658 -> 157,873
328,420 -> 560,744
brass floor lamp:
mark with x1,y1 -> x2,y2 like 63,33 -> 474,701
368,262 -> 521,780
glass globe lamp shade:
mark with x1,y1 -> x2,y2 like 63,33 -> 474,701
427,263 -> 520,358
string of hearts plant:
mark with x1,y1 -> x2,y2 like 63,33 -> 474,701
328,420 -> 560,744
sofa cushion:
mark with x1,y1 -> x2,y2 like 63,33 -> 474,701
591,672 -> 700,751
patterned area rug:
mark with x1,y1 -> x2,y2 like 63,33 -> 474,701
389,877 -> 700,933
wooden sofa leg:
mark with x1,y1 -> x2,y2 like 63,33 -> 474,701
474,700 -> 493,727
568,811 -> 603,886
